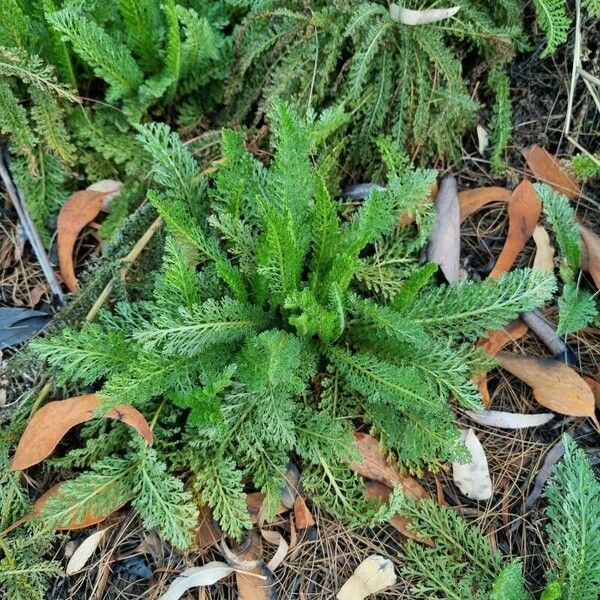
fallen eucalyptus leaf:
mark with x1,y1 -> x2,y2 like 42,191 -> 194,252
466,410 -> 554,429
427,175 -> 460,282
523,145 -> 580,200
341,183 -> 386,200
389,3 -> 460,25
86,179 -> 123,212
57,189 -> 108,292
489,180 -> 541,278
158,562 -> 234,600
350,432 -> 429,499
452,428 -> 492,500
458,187 -> 512,222
532,225 -> 555,273
497,352 -> 597,423
293,494 -> 315,531
11,393 -> 153,470
580,225 -> 600,289
337,554 -> 397,600
66,527 -> 110,575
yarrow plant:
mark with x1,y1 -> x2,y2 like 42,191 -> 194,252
28,102 -> 556,546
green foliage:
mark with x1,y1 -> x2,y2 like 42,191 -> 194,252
488,66 -> 512,174
31,105 -> 554,543
571,153 -> 600,180
544,435 -> 600,600
556,283 -> 598,335
397,492 -> 503,598
398,436 -> 600,598
537,184 -> 582,283
532,0 -> 571,57
0,1 -> 232,243
491,560 -> 533,600
227,0 -> 525,171
0,526 -> 62,600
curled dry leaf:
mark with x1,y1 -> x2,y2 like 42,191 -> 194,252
389,3 -> 460,24
364,481 -> 433,545
293,495 -> 315,530
580,225 -> 600,289
458,187 -> 512,222
11,394 -> 153,471
158,562 -> 234,600
337,554 -> 397,600
532,225 -> 555,273
224,532 -> 276,600
489,180 -> 541,278
350,433 -> 429,499
476,124 -> 490,155
32,482 -> 130,530
497,352 -> 598,424
466,410 -> 554,429
452,428 -> 492,500
522,145 -> 580,200
261,528 -> 289,572
57,190 -> 108,292
245,492 -> 288,525
426,175 -> 460,282
66,527 -> 110,575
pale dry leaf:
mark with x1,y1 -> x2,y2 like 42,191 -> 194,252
66,527 -> 110,575
337,555 -> 397,600
389,3 -> 460,24
466,410 -> 554,429
476,124 -> 490,155
497,352 -> 597,421
261,529 -> 288,572
452,428 -> 492,500
522,145 -> 580,200
580,225 -> 600,289
158,562 -> 234,600
11,394 -> 153,471
489,180 -> 541,278
427,175 -> 460,282
532,225 -> 555,273
458,187 -> 512,222
86,179 -> 123,212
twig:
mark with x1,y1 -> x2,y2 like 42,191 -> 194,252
564,0 -> 581,137
0,146 -> 65,304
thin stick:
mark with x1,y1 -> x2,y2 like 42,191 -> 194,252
564,0 -> 581,137
0,147 -> 65,304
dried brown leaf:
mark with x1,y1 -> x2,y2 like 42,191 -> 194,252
497,352 -> 597,421
293,495 -> 315,530
580,225 -> 600,289
522,145 -> 580,200
458,187 -> 512,222
350,433 -> 429,499
11,394 -> 153,471
489,180 -> 541,278
57,190 -> 107,292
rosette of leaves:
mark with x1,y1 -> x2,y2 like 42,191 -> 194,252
31,101 -> 554,545
226,0 -> 526,173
